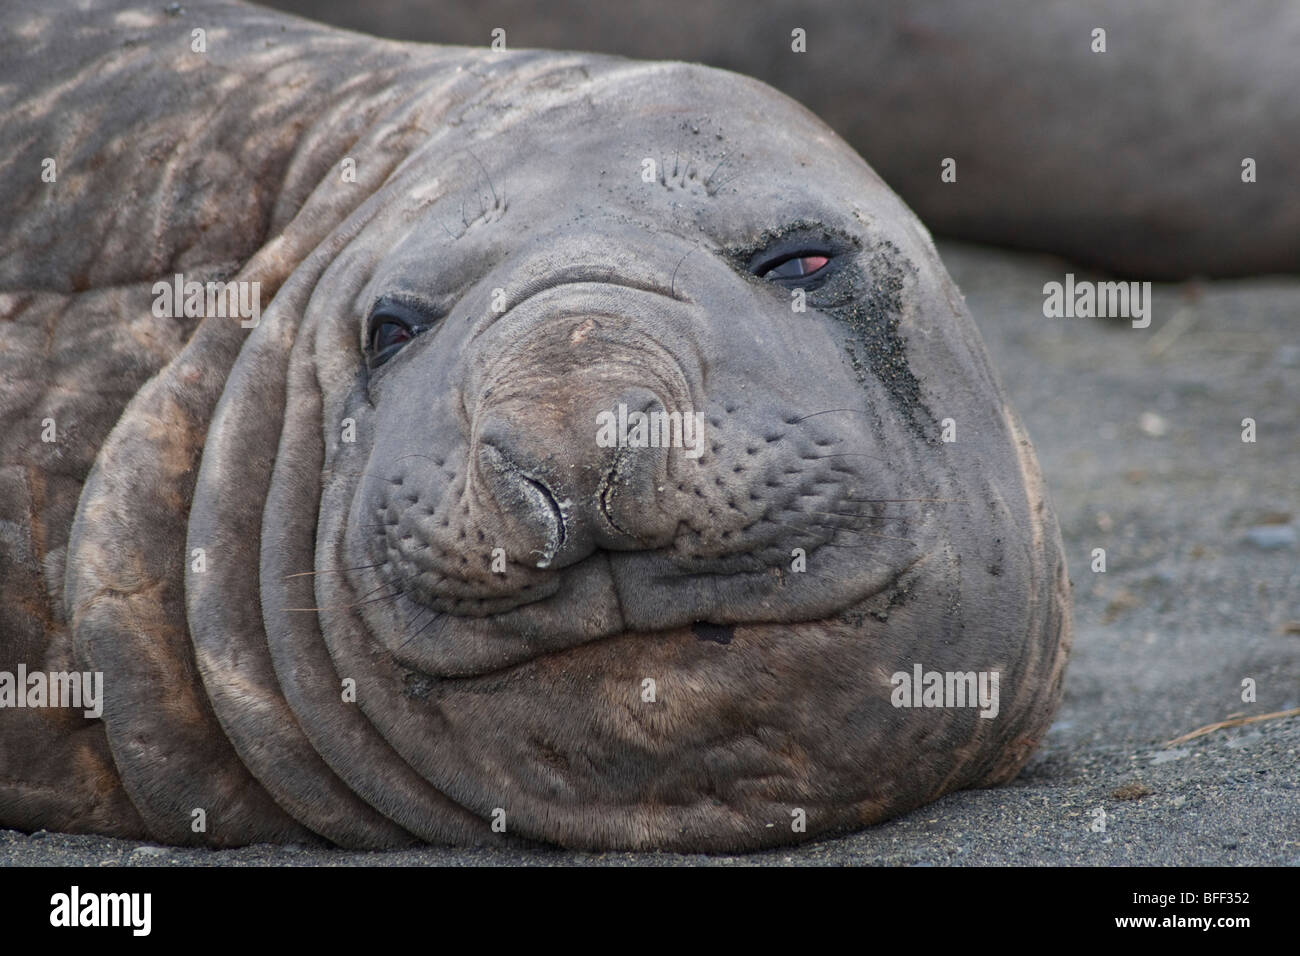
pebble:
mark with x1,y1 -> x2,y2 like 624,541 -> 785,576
1138,411 -> 1169,437
130,845 -> 171,859
1244,525 -> 1296,550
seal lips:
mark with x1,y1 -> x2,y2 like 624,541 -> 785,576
366,503 -> 930,679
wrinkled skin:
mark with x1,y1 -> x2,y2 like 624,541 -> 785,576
0,0 -> 1070,850
268,0 -> 1300,279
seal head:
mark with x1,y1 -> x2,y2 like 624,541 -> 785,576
203,62 -> 1069,849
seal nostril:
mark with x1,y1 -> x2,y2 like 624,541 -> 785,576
596,452 -> 641,539
516,472 -> 566,562
477,438 -> 568,567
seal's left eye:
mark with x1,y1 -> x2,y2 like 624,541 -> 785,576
756,251 -> 832,282
366,298 -> 434,369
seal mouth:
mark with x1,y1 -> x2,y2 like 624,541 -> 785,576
367,414 -> 934,675
375,546 -> 930,681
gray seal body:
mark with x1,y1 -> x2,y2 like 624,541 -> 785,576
0,0 -> 1070,850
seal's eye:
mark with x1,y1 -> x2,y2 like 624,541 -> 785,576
751,249 -> 834,285
761,253 -> 830,280
371,318 -> 412,355
366,298 -> 434,369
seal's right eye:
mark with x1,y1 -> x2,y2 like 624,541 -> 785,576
366,298 -> 433,369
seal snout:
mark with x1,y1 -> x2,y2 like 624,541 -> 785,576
472,378 -> 678,569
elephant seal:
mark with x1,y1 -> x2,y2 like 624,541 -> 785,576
0,0 -> 1070,850
268,0 -> 1300,279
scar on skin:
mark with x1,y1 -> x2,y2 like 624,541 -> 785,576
569,318 -> 598,345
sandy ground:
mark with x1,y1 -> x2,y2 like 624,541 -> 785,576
3,239 -> 1296,867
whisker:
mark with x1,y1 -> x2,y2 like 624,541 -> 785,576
817,526 -> 918,543
804,452 -> 888,463
793,539 -> 907,550
670,247 -> 696,299
799,510 -> 912,521
285,577 -> 397,611
284,562 -> 384,580
466,148 -> 499,208
707,171 -> 741,192
838,496 -> 964,504
400,608 -> 441,649
323,468 -> 406,486
355,579 -> 398,601
788,408 -> 858,424
703,152 -> 728,187
792,516 -> 921,544
764,518 -> 918,546
284,590 -> 402,613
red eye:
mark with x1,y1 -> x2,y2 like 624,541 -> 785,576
761,253 -> 831,280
